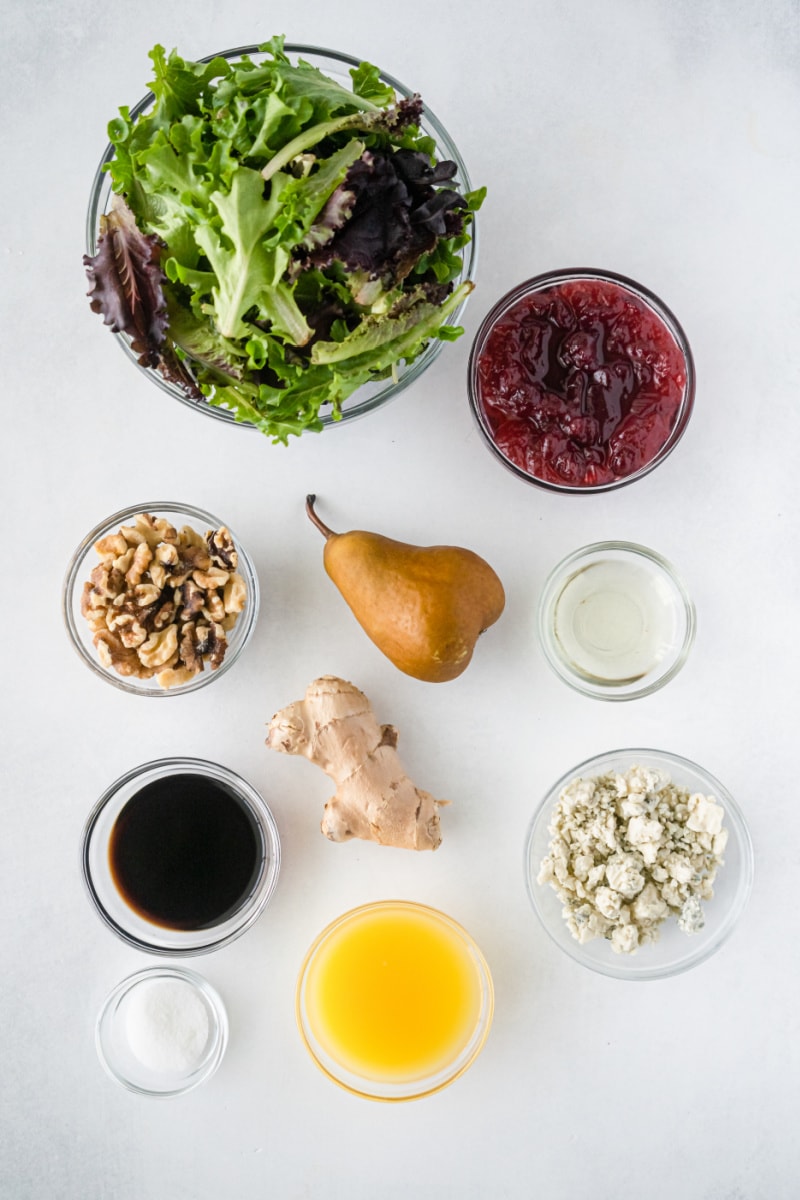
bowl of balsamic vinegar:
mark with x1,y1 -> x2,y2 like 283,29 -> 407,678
81,758 -> 281,954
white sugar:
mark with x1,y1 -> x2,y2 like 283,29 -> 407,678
125,977 -> 210,1074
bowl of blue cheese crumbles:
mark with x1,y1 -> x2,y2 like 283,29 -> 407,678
524,749 -> 754,980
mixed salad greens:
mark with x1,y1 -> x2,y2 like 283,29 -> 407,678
85,39 -> 484,442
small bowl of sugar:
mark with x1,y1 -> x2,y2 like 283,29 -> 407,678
95,966 -> 228,1096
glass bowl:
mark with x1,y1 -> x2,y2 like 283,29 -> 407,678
62,500 -> 259,696
85,43 -> 478,430
467,268 -> 695,493
537,541 -> 696,700
96,966 -> 228,1096
524,749 -> 754,980
81,757 -> 281,955
296,901 -> 494,1101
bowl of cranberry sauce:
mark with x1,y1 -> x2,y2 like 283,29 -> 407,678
467,269 -> 695,493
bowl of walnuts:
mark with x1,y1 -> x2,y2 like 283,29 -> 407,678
62,501 -> 259,696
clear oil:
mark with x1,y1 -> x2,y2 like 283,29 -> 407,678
553,559 -> 678,684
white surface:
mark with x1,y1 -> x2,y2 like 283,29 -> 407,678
3,1 -> 799,1197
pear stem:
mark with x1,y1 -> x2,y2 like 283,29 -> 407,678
306,494 -> 336,540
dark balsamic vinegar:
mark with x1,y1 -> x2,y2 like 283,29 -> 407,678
109,773 -> 262,931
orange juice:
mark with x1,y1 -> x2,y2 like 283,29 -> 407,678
300,902 -> 490,1089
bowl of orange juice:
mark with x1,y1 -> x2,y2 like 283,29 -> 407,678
296,900 -> 494,1101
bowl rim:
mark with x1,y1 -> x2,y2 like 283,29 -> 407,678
536,539 -> 697,701
85,42 -> 478,430
523,747 -> 754,980
95,964 -> 229,1096
295,899 -> 494,1101
467,266 -> 696,493
62,499 -> 259,697
81,756 -> 281,955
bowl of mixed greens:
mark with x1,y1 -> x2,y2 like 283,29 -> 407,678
85,40 -> 483,443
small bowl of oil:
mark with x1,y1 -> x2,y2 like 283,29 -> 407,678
537,541 -> 695,701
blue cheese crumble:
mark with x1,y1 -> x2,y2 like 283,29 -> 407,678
537,765 -> 728,954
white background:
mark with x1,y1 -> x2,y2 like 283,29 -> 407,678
3,1 -> 799,1197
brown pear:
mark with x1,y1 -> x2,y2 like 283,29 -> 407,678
306,495 -> 505,683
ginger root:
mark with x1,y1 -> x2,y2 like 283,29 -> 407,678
265,676 -> 445,850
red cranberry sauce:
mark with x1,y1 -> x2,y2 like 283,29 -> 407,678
475,279 -> 687,486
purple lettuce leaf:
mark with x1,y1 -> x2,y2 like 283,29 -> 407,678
84,196 -> 169,369
299,147 -> 468,290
